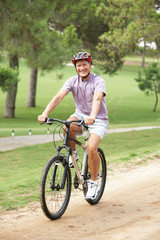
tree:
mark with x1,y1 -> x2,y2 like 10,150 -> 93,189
135,62 -> 160,112
96,0 -> 160,73
0,1 -> 33,116
0,0 -> 62,114
0,0 -> 21,117
22,22 -> 65,107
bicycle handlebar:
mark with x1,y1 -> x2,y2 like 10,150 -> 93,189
41,118 -> 88,129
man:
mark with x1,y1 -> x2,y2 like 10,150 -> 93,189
38,52 -> 109,200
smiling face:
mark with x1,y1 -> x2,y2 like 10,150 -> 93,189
75,60 -> 92,80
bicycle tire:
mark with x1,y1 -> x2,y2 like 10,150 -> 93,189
83,148 -> 107,205
40,155 -> 71,220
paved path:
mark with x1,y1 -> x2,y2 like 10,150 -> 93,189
0,126 -> 160,152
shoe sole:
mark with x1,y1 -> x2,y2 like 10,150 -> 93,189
85,189 -> 99,200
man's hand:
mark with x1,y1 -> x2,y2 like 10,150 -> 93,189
85,116 -> 95,125
38,114 -> 48,123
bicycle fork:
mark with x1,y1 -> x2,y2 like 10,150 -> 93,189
50,161 -> 68,190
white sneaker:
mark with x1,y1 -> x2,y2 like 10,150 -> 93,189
69,151 -> 79,168
86,182 -> 98,200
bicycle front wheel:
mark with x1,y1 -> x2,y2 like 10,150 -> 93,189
40,155 -> 71,220
83,148 -> 107,205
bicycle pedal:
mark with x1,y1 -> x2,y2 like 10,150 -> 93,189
73,174 -> 79,189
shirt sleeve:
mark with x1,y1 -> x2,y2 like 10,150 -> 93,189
94,76 -> 106,96
61,77 -> 73,94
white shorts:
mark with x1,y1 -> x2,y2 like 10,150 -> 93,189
70,112 -> 109,139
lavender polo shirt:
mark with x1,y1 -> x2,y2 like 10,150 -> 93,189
61,72 -> 109,122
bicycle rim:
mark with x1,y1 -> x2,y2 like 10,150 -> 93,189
40,156 -> 71,220
83,148 -> 107,205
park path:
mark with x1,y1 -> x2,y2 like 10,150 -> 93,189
0,126 -> 160,151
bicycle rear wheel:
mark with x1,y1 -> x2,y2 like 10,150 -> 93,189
83,148 -> 107,205
40,155 -> 71,220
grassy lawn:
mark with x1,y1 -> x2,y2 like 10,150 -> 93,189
0,128 -> 160,210
0,56 -> 160,137
124,55 -> 158,64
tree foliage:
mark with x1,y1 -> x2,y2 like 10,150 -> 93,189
0,66 -> 19,92
21,22 -> 65,70
135,62 -> 160,111
96,0 -> 160,73
62,25 -> 82,60
52,0 -> 108,52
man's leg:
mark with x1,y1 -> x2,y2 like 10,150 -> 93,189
85,133 -> 101,199
63,116 -> 82,151
87,133 -> 101,181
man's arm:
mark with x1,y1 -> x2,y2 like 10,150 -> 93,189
85,91 -> 104,125
38,89 -> 67,122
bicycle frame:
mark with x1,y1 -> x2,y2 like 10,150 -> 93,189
54,120 -> 89,187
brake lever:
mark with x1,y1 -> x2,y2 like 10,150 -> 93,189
40,118 -> 52,125
77,119 -> 88,129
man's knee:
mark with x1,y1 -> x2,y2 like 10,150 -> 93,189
87,134 -> 100,153
87,142 -> 97,155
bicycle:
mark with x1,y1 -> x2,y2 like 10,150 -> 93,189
40,118 -> 107,220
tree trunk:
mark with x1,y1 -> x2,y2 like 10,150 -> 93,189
153,90 -> 158,112
4,55 -> 19,118
141,40 -> 146,68
27,68 -> 38,107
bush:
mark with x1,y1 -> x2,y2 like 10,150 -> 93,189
0,66 -> 19,92
135,62 -> 160,111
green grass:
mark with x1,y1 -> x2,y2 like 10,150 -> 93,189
102,129 -> 160,163
0,56 -> 160,137
124,55 -> 158,64
0,128 -> 160,210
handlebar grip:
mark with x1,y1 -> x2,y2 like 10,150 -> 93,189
40,118 -> 53,125
77,120 -> 88,129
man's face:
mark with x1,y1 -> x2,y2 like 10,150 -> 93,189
75,60 -> 91,78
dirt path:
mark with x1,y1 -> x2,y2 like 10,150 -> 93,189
0,158 -> 160,240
